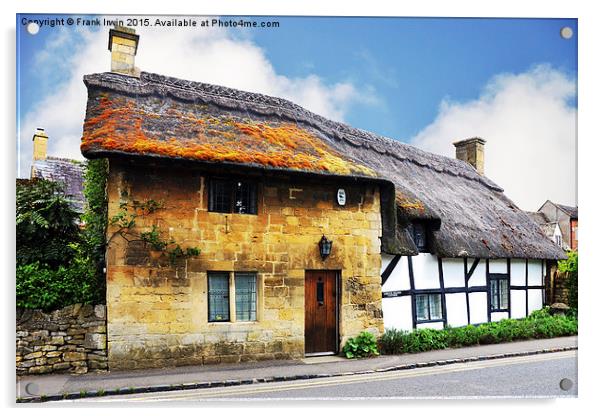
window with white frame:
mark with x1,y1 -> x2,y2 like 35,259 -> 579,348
207,272 -> 258,322
415,293 -> 442,322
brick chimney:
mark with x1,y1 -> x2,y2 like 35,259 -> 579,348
453,137 -> 486,175
32,127 -> 48,161
108,26 -> 140,76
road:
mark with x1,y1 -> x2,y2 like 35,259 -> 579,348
77,350 -> 577,401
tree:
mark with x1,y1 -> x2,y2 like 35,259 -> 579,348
16,178 -> 81,268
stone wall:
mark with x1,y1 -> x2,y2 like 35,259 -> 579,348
16,304 -> 107,375
105,162 -> 384,370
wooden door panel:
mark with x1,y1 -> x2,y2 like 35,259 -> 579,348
305,270 -> 338,354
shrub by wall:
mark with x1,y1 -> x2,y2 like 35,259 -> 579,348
378,308 -> 577,355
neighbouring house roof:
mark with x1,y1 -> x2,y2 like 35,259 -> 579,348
537,200 -> 578,220
555,203 -> 578,219
81,71 -> 566,260
31,156 -> 86,213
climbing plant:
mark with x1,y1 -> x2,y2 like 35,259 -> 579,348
558,250 -> 578,312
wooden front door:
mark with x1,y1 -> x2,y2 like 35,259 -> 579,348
305,270 -> 338,355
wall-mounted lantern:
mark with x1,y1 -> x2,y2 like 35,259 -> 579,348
318,234 -> 332,260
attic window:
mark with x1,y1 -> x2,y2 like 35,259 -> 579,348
209,179 -> 257,215
412,222 -> 428,252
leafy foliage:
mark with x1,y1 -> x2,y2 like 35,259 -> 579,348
16,161 -> 109,310
342,331 -> 380,359
81,158 -> 109,304
16,179 -> 80,268
16,256 -> 96,311
378,310 -> 577,355
558,251 -> 578,311
109,197 -> 200,264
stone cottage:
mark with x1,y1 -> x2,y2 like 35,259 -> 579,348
80,27 -> 565,370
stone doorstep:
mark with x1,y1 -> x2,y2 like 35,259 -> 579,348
15,345 -> 577,403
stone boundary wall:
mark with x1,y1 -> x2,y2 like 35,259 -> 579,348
16,304 -> 107,375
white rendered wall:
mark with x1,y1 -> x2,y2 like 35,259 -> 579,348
527,260 -> 544,286
445,293 -> 468,327
489,259 -> 508,274
381,254 -> 394,274
416,321 -> 444,330
381,255 -> 411,292
469,292 -> 488,324
510,290 -> 527,319
528,289 -> 544,313
442,258 -> 465,288
510,259 -> 527,286
411,253 -> 441,290
467,259 -> 486,287
382,296 -> 413,331
491,311 -> 509,322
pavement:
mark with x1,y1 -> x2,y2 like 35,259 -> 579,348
16,335 -> 577,402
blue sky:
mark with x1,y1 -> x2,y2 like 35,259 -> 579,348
16,15 -> 577,210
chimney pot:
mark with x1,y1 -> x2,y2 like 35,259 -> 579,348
32,128 -> 48,161
453,137 -> 486,175
108,26 -> 140,76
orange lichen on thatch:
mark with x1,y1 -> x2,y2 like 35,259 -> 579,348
395,191 -> 425,212
81,95 -> 377,178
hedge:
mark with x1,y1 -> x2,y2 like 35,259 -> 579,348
378,308 -> 577,355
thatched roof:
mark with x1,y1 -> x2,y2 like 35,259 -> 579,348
81,71 -> 566,260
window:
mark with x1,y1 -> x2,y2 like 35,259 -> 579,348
235,273 -> 257,321
209,179 -> 257,214
489,275 -> 509,312
415,293 -> 442,322
412,222 -> 428,252
207,271 -> 258,322
208,272 -> 230,322
555,234 -> 562,246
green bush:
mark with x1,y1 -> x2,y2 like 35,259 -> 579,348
343,331 -> 380,358
16,161 -> 109,310
558,251 -> 578,311
16,257 -> 97,311
378,310 -> 577,355
16,179 -> 81,268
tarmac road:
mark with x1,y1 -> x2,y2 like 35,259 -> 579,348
79,350 -> 577,401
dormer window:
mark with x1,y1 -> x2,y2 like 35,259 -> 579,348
209,178 -> 257,215
412,222 -> 429,252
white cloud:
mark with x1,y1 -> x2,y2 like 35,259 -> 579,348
410,64 -> 577,211
18,20 -> 372,177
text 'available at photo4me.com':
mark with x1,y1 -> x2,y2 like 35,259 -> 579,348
20,16 -> 281,30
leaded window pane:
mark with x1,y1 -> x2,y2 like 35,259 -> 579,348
499,279 -> 509,309
235,273 -> 257,321
209,180 -> 231,213
235,182 -> 257,214
491,280 -> 499,310
416,294 -> 429,321
413,223 -> 427,252
208,272 -> 230,322
429,294 -> 442,319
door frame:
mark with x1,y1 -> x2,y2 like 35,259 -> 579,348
304,269 -> 341,356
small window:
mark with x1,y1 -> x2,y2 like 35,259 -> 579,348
235,272 -> 257,321
555,235 -> 562,246
412,222 -> 428,252
415,293 -> 442,322
208,272 -> 230,322
489,276 -> 509,312
209,179 -> 257,215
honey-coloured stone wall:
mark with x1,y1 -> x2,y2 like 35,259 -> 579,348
105,161 -> 384,370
